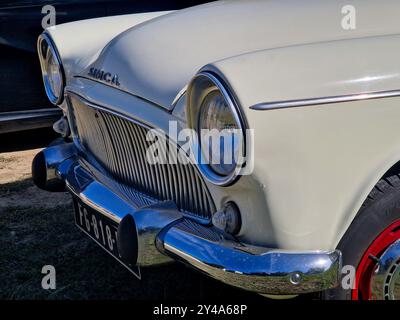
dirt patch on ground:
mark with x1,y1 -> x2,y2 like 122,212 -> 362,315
0,148 -> 71,209
0,149 -> 39,184
0,146 -> 264,300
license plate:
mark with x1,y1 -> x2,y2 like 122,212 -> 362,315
73,198 -> 140,278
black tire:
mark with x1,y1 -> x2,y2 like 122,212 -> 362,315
323,174 -> 400,300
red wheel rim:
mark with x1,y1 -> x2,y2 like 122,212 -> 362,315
352,220 -> 400,300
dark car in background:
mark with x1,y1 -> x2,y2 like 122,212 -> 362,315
0,0 -> 208,134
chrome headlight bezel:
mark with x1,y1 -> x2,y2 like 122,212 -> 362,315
187,72 -> 247,186
37,33 -> 64,105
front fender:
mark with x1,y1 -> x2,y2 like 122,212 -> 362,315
199,35 -> 400,250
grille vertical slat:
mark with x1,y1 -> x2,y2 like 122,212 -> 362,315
116,119 -> 137,184
119,118 -> 141,187
69,95 -> 214,220
133,124 -> 153,194
181,163 -> 190,212
99,112 -> 120,178
109,114 -> 128,183
171,163 -> 180,210
96,112 -> 113,169
114,117 -> 134,184
106,114 -> 127,183
166,160 -> 175,204
184,165 -> 194,212
126,120 -> 147,190
190,166 -> 202,214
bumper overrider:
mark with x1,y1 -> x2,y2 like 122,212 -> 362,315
32,141 -> 342,295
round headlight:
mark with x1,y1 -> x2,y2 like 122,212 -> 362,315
198,90 -> 241,176
188,72 -> 246,186
38,34 -> 64,105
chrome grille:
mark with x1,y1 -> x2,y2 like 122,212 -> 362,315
68,94 -> 214,220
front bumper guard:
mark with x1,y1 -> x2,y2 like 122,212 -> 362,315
33,143 -> 342,295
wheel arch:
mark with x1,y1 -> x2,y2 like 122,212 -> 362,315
334,154 -> 400,249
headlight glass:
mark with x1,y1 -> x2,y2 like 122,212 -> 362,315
198,90 -> 241,176
38,34 -> 64,104
46,48 -> 63,100
187,72 -> 247,186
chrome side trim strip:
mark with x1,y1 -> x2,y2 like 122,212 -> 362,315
0,108 -> 61,122
171,85 -> 188,108
0,108 -> 62,134
250,89 -> 400,111
72,76 -> 168,111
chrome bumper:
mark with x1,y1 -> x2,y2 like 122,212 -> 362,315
33,142 -> 342,295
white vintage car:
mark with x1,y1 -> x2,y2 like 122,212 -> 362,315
32,0 -> 400,300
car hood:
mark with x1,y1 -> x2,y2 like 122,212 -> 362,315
81,0 -> 400,110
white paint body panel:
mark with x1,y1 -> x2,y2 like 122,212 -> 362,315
78,0 -> 400,109
48,0 -> 400,251
45,11 -> 173,80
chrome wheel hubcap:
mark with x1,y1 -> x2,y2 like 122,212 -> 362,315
371,239 -> 400,300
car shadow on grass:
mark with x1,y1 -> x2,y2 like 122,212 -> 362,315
0,128 -> 59,153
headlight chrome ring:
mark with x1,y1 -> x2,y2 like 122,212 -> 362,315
37,33 -> 64,105
187,72 -> 247,186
